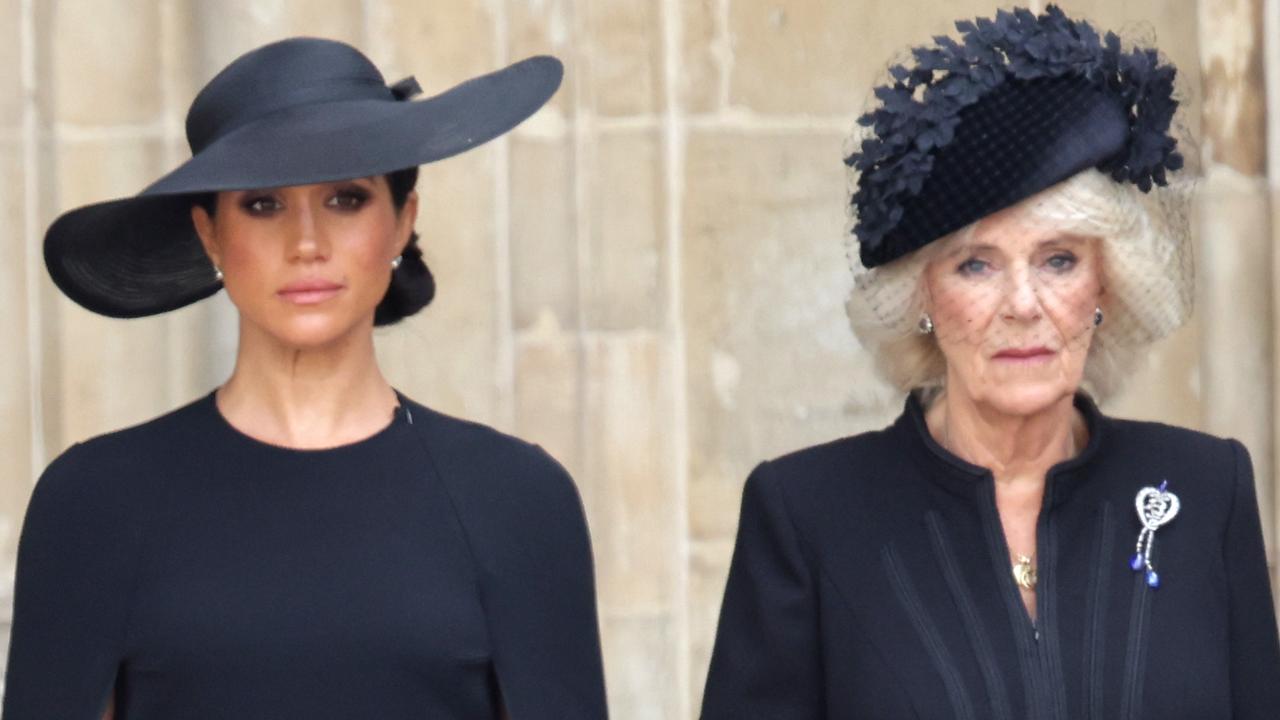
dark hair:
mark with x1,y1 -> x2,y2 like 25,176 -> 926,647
191,166 -> 434,326
376,167 -> 434,326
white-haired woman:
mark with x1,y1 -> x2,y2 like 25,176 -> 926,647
701,7 -> 1280,720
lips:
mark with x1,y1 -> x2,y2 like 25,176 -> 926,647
278,279 -> 345,305
993,346 -> 1055,360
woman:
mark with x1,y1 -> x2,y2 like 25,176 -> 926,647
701,6 -> 1280,720
3,38 -> 607,719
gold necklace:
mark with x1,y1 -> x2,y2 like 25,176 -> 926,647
1013,554 -> 1037,591
936,403 -> 1077,595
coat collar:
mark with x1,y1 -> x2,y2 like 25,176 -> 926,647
894,389 -> 1109,506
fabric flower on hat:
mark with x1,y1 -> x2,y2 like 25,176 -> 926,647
845,4 -> 1185,268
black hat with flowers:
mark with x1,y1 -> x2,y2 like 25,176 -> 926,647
845,5 -> 1184,269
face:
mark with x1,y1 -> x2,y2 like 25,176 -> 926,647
922,201 -> 1104,416
192,177 -> 417,349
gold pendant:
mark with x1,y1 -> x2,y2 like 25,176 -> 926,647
1013,554 -> 1037,591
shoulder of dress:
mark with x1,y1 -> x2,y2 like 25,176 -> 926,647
40,394 -> 211,487
1104,415 -> 1224,445
744,427 -> 904,530
763,426 -> 900,488
1098,416 -> 1243,514
1102,416 -> 1237,470
396,395 -> 578,501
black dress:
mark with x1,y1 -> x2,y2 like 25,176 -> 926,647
2,390 -> 608,720
701,392 -> 1280,719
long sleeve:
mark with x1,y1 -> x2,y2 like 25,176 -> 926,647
422,424 -> 608,720
480,449 -> 607,719
1222,439 -> 1280,718
3,442 -> 143,719
701,462 -> 825,719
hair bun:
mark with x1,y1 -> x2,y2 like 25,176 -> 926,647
374,232 -> 434,326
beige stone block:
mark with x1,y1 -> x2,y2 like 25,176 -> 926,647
1103,320 -> 1201,428
193,0 -> 367,73
0,0 -> 21,129
0,141 -> 33,595
52,0 -> 163,125
688,538 -> 734,714
54,137 -> 166,209
510,135 -> 577,330
601,612 -> 680,720
376,146 -> 503,426
1198,169 -> 1273,448
584,0 -> 664,116
581,335 -> 678,613
159,0 -> 204,129
513,333 -> 581,481
55,305 -> 174,445
508,0 -> 575,115
726,0 -> 1029,116
280,0 -> 366,44
680,0 -> 723,114
371,1 -> 496,100
682,130 -> 898,540
584,130 -> 665,330
31,2 -> 55,126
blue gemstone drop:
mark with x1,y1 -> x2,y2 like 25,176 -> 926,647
1129,553 -> 1144,571
1146,570 -> 1160,588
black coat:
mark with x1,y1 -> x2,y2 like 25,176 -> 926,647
701,392 -> 1280,719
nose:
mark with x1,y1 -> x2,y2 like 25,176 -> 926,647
1002,263 -> 1042,322
285,197 -> 330,263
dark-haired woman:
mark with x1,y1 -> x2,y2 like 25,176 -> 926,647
3,38 -> 607,720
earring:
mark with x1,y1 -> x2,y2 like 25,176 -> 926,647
214,265 -> 224,282
1093,306 -> 1104,327
917,313 -> 934,334
390,255 -> 403,270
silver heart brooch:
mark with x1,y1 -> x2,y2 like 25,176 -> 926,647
1130,480 -> 1180,588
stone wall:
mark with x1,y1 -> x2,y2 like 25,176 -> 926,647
0,1 -> 1273,717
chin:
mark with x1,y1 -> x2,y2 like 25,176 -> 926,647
259,314 -> 367,350
974,377 -> 1079,418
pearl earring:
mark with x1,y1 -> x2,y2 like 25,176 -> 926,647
214,265 -> 224,282
390,255 -> 403,270
1093,306 -> 1104,327
917,313 -> 934,334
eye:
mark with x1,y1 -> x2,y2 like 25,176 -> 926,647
956,257 -> 990,276
1045,252 -> 1078,271
327,187 -> 371,210
241,195 -> 282,215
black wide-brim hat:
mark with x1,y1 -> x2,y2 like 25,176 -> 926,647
45,37 -> 563,318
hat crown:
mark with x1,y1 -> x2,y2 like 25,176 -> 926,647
186,37 -> 392,154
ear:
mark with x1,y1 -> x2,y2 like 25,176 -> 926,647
395,190 -> 419,256
917,271 -> 935,315
190,204 -> 221,268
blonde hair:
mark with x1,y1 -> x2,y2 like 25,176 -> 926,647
845,168 -> 1194,402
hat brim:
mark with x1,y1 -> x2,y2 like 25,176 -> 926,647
45,55 -> 562,318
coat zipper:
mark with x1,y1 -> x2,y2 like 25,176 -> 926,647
979,473 -> 1066,719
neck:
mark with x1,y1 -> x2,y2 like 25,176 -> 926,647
215,318 -> 399,448
926,386 -> 1085,486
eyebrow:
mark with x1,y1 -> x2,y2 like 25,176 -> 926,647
947,235 -> 1087,257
